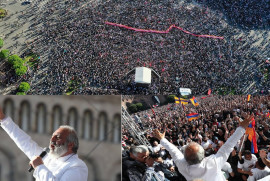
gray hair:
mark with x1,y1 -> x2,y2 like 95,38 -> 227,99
130,145 -> 149,157
60,125 -> 79,153
184,142 -> 205,165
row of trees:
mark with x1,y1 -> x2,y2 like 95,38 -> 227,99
127,102 -> 144,113
16,82 -> 30,95
126,95 -> 177,113
0,38 -> 31,94
7,54 -> 28,76
0,40 -> 28,76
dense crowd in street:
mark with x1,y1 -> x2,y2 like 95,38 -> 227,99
195,0 -> 270,29
17,0 -> 269,95
122,95 -> 270,181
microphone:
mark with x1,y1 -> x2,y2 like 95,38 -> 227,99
28,147 -> 50,172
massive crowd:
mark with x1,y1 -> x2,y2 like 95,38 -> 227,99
122,95 -> 270,181
195,0 -> 270,29
15,0 -> 269,95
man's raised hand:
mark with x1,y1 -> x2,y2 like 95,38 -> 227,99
259,149 -> 267,159
239,113 -> 254,129
152,129 -> 166,140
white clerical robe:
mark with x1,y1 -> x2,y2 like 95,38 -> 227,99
160,127 -> 245,181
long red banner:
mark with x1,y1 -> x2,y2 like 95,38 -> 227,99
105,21 -> 224,40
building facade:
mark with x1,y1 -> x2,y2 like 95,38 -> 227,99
0,96 -> 121,181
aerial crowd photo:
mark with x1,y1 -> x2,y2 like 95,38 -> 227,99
0,0 -> 269,181
0,0 -> 269,95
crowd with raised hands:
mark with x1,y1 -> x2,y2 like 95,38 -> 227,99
122,95 -> 270,181
17,0 -> 269,95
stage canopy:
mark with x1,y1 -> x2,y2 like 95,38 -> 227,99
135,67 -> 152,84
125,67 -> 160,85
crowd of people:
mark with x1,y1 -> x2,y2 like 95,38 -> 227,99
13,0 -> 268,95
122,95 -> 270,181
195,0 -> 270,29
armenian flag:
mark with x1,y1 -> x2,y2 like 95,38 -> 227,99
180,98 -> 189,105
247,95 -> 251,102
266,111 -> 270,118
186,113 -> 200,121
174,97 -> 180,104
245,118 -> 258,153
190,97 -> 199,107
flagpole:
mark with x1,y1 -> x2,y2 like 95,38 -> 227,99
148,103 -> 158,128
239,134 -> 246,152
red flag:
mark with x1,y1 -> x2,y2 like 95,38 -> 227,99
151,107 -> 156,116
251,118 -> 258,153
266,111 -> 270,118
247,95 -> 251,102
208,89 -> 211,95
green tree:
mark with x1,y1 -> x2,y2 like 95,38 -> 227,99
135,103 -> 143,111
0,38 -> 3,48
12,59 -> 24,69
167,95 -> 176,103
15,66 -> 27,76
140,100 -> 149,110
128,104 -> 137,113
0,49 -> 10,59
126,102 -> 131,108
0,8 -> 7,18
7,55 -> 22,65
18,82 -> 30,92
16,92 -> 26,95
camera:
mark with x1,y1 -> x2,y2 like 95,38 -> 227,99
258,126 -> 264,131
